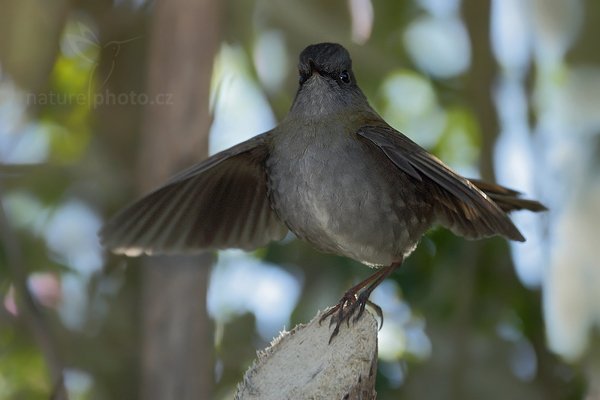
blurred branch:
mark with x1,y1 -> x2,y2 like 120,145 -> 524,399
137,0 -> 220,399
0,163 -> 47,175
463,0 -> 498,181
0,187 -> 68,400
448,243 -> 479,399
448,2 -> 496,397
235,311 -> 378,400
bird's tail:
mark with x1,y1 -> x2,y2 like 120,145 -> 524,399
468,179 -> 547,213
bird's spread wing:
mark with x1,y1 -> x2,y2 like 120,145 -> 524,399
357,125 -> 526,241
100,132 -> 288,256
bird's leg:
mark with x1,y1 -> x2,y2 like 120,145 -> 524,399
322,260 -> 403,343
319,265 -> 390,325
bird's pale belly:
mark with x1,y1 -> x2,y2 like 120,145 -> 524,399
267,135 -> 430,266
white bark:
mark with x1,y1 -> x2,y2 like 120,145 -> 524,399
236,310 -> 378,400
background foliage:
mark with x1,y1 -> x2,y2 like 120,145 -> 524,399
1,0 -> 599,399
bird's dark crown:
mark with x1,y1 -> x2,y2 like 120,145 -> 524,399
298,43 -> 352,75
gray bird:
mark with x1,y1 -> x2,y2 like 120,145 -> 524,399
101,43 -> 546,340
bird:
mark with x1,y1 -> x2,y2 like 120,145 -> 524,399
100,42 -> 546,341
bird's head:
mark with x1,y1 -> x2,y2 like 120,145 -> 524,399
291,43 -> 367,116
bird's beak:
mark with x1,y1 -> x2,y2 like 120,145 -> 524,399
308,59 -> 320,76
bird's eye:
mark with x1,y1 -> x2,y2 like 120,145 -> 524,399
299,73 -> 308,85
339,70 -> 351,84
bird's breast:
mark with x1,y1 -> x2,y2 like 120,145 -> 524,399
266,125 -> 427,265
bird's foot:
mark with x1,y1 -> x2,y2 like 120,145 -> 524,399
320,290 -> 383,343
319,290 -> 357,327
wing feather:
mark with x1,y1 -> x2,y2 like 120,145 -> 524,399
100,132 -> 288,255
358,125 -> 525,241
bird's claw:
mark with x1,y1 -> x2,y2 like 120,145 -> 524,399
322,291 -> 383,343
319,291 -> 357,326
366,300 -> 384,330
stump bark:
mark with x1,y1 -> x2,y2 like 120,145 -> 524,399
235,311 -> 378,400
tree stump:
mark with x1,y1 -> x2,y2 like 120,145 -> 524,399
235,311 -> 378,400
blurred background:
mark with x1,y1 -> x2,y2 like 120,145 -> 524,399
1,0 -> 599,399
